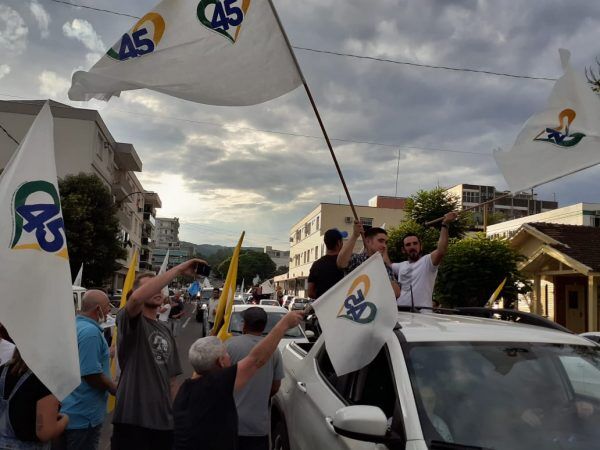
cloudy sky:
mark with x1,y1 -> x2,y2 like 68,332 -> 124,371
2,0 -> 600,247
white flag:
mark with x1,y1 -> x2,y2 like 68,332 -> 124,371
494,49 -> 600,193
259,279 -> 274,294
0,103 -> 79,400
73,263 -> 83,287
312,253 -> 397,376
158,249 -> 170,297
68,0 -> 301,106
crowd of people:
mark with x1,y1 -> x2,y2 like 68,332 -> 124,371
0,217 -> 455,450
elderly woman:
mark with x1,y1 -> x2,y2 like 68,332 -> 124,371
173,311 -> 303,450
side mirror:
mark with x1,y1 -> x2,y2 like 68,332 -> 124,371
305,330 -> 315,340
332,405 -> 388,443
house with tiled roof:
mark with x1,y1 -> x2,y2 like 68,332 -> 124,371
509,222 -> 600,333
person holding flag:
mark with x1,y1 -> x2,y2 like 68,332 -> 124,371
111,258 -> 206,450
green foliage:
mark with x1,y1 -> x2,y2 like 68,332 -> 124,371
387,220 -> 440,263
404,187 -> 468,237
434,234 -> 530,308
273,265 -> 289,277
59,173 -> 126,286
217,250 -> 276,285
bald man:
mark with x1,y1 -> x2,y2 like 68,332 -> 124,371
57,290 -> 117,450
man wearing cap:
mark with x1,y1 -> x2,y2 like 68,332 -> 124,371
226,307 -> 284,450
307,229 -> 346,299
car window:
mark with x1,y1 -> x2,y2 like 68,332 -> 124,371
405,342 -> 600,449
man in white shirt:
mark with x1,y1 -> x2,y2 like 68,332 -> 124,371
392,212 -> 457,309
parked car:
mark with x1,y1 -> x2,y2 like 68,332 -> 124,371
227,304 -> 310,348
272,309 -> 600,450
580,331 -> 600,344
289,297 -> 311,311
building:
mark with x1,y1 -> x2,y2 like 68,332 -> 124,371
274,201 -> 405,297
0,99 -> 150,289
155,217 -> 181,249
264,246 -> 290,269
445,183 -> 558,227
487,203 -> 600,239
151,248 -> 191,270
140,191 -> 162,272
507,223 -> 600,333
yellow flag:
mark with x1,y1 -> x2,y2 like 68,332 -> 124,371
486,277 -> 507,307
212,232 -> 245,340
107,250 -> 138,412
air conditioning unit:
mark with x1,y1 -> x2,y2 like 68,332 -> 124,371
344,216 -> 353,224
594,210 -> 600,216
289,237 -> 294,242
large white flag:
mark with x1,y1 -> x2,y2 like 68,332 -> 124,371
0,103 -> 79,400
494,49 -> 600,193
312,253 -> 397,376
159,249 -> 170,297
68,0 -> 301,106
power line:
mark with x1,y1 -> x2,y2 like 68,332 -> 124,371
0,93 -> 494,157
46,0 -> 557,82
0,123 -> 19,145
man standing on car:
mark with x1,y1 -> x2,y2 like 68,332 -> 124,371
337,222 -> 401,298
392,212 -> 457,309
307,229 -> 346,299
226,307 -> 284,450
111,259 -> 205,450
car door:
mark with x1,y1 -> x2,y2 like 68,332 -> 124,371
287,340 -> 387,450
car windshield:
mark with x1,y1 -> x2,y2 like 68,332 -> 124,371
405,342 -> 600,450
229,311 -> 304,338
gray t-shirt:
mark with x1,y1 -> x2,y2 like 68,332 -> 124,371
114,309 -> 182,430
226,334 -> 284,436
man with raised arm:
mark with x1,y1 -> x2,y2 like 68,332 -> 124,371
392,212 -> 457,309
111,258 -> 206,450
337,222 -> 401,298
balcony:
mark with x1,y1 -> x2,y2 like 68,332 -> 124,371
114,143 -> 142,172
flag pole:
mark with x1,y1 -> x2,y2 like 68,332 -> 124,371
424,191 -> 514,226
267,0 -> 360,222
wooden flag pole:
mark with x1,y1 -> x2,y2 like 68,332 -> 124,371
267,0 -> 360,223
424,192 -> 514,226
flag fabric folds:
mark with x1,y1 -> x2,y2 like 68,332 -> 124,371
107,249 -> 138,412
73,263 -> 83,287
159,249 -> 170,298
312,253 -> 397,376
213,231 -> 245,340
494,49 -> 600,193
486,277 -> 507,307
68,0 -> 301,106
0,102 -> 79,400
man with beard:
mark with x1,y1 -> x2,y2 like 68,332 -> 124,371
111,258 -> 206,450
392,212 -> 457,309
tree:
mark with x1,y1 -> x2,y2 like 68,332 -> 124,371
59,173 -> 126,286
218,251 -> 276,286
434,234 -> 530,308
273,265 -> 289,277
404,187 -> 468,237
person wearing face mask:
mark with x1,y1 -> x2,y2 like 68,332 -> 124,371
55,290 -> 117,450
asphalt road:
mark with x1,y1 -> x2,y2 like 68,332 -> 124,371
99,302 -> 204,450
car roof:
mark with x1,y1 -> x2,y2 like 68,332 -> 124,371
397,312 -> 593,346
232,304 -> 288,313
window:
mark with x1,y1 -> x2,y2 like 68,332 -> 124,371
316,216 -> 320,230
296,229 -> 301,242
360,217 -> 373,228
463,191 -> 480,204
305,222 -> 312,236
95,132 -> 105,160
315,246 -> 319,259
594,217 -> 600,228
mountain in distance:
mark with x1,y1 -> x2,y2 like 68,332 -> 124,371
180,241 -> 262,257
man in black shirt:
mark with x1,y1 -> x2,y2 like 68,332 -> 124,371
173,311 -> 303,450
307,229 -> 345,299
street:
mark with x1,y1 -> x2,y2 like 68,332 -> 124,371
99,302 -> 204,449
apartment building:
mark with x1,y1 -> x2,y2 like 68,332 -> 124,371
274,198 -> 405,297
445,183 -> 558,227
0,99 -> 150,289
140,191 -> 162,272
264,246 -> 290,269
155,217 -> 181,249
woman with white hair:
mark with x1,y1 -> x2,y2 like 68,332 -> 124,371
173,311 -> 303,450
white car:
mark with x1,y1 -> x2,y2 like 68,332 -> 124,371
272,309 -> 600,450
580,332 -> 600,344
227,304 -> 310,348
260,299 -> 280,307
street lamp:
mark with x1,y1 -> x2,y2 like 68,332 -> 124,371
115,191 -> 155,208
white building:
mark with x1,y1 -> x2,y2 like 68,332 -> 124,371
264,246 -> 289,269
0,99 -> 149,288
155,217 -> 181,249
486,203 -> 600,239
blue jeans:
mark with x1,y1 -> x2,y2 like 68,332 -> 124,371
53,425 -> 101,450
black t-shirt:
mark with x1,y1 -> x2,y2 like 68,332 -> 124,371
1,364 -> 51,442
170,299 -> 184,318
173,365 -> 238,450
308,254 -> 344,298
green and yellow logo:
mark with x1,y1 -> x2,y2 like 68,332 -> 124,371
197,0 -> 251,43
337,275 -> 377,324
107,12 -> 166,61
11,181 -> 68,260
533,108 -> 586,147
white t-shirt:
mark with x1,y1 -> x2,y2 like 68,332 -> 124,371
392,254 -> 438,308
0,339 -> 15,365
158,303 -> 171,322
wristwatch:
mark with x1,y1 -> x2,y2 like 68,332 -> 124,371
441,223 -> 448,229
